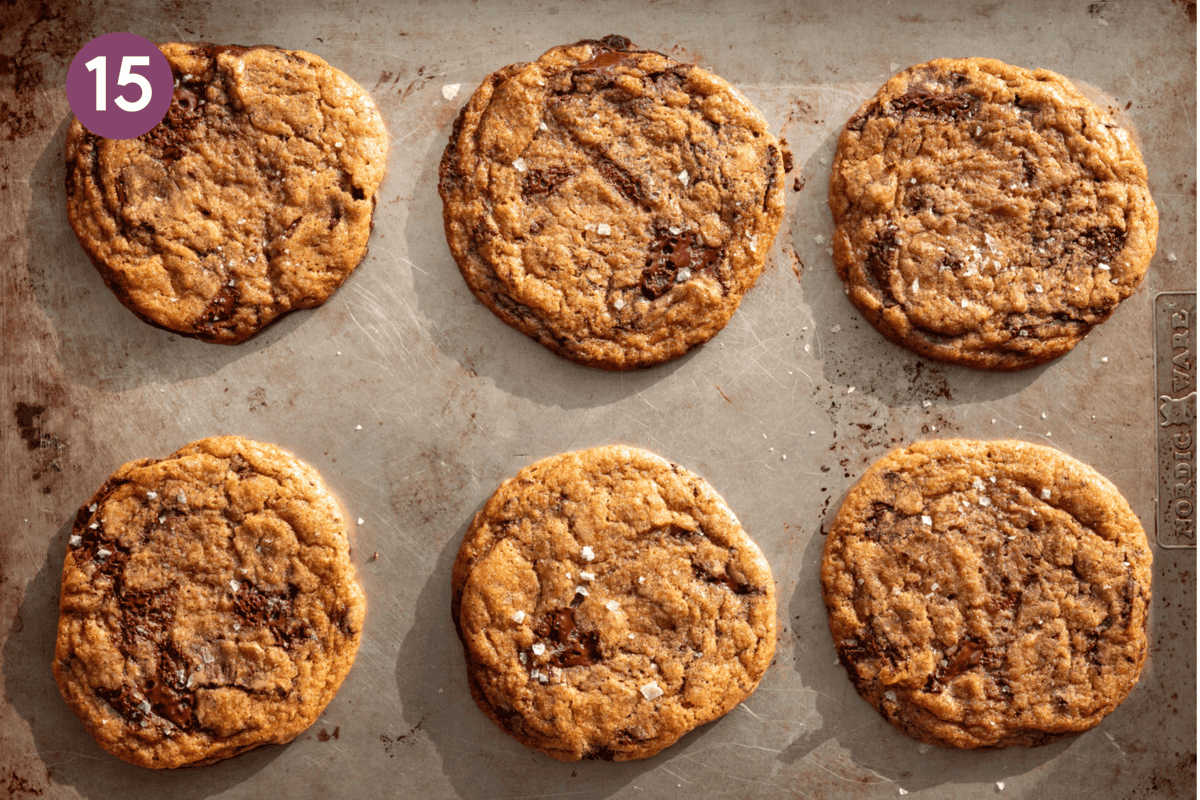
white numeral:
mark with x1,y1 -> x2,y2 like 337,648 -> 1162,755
115,56 -> 152,112
86,55 -> 106,111
85,55 -> 153,113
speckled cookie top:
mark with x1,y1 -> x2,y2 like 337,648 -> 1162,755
452,445 -> 777,760
821,439 -> 1151,749
829,58 -> 1157,370
66,43 -> 388,344
439,35 -> 786,370
53,436 -> 365,768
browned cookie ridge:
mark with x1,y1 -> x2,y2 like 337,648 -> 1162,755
821,439 -> 1151,748
66,43 -> 388,344
452,446 -> 777,760
53,436 -> 366,768
829,58 -> 1157,370
439,36 -> 786,370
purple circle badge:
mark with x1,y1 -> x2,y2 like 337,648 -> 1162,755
66,33 -> 173,140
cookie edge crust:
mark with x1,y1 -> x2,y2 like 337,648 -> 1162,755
64,43 -> 389,345
451,445 -> 778,760
828,57 -> 1159,371
52,435 -> 366,769
820,438 -> 1152,749
438,38 -> 786,370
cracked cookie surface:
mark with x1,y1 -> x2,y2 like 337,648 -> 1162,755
821,439 -> 1151,748
829,58 -> 1157,370
66,43 -> 388,344
53,436 -> 365,768
452,445 -> 777,760
439,35 -> 786,370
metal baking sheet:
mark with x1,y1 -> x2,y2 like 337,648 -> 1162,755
2,1 -> 1195,797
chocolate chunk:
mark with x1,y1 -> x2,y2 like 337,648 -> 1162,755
523,165 -> 573,197
120,587 -> 176,650
172,87 -> 200,114
1074,225 -> 1126,264
96,684 -> 148,725
595,157 -> 643,205
534,607 -> 602,668
233,582 -> 310,646
584,745 -> 617,761
641,230 -> 720,300
147,642 -> 197,730
197,44 -> 250,60
576,49 -> 637,74
535,608 -> 577,644
597,34 -> 632,52
889,91 -> 979,121
195,286 -> 238,337
864,224 -> 899,297
936,639 -> 986,684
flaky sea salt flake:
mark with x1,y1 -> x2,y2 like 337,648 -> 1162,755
581,546 -> 595,561
605,600 -> 619,612
678,169 -> 689,186
640,681 -> 664,700
69,535 -> 82,547
532,643 -> 545,656
441,83 -> 460,101
513,157 -> 527,172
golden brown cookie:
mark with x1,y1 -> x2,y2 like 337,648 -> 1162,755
452,445 -> 777,760
821,439 -> 1151,748
66,43 -> 388,344
53,436 -> 366,768
829,58 -> 1157,370
439,35 -> 786,370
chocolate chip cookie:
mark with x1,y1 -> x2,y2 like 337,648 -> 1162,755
829,58 -> 1158,370
66,43 -> 388,344
53,436 -> 366,768
821,439 -> 1152,748
452,445 -> 777,760
439,35 -> 786,370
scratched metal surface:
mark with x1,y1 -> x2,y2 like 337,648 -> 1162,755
2,0 -> 1195,797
